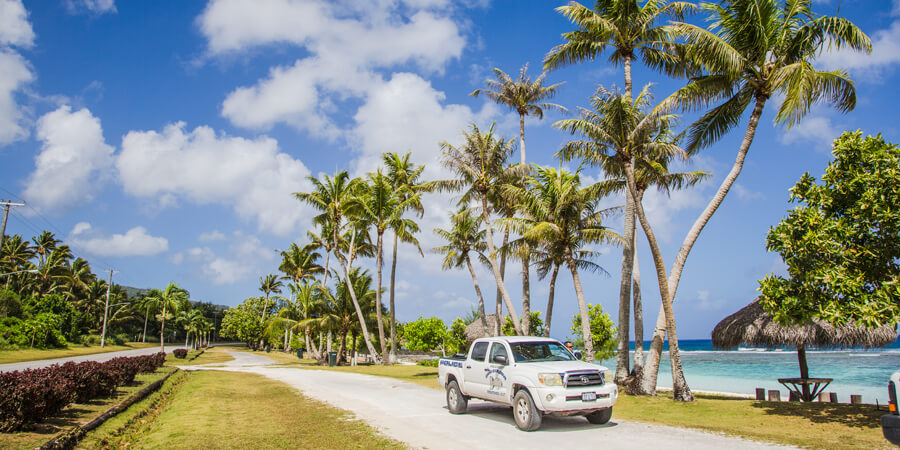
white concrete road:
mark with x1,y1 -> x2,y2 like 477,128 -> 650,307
186,351 -> 792,449
0,345 -> 180,372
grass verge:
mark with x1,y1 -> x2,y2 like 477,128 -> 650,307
87,370 -> 404,449
0,342 -> 158,365
0,366 -> 174,449
167,348 -> 234,366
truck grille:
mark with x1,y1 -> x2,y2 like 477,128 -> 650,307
564,371 -> 604,387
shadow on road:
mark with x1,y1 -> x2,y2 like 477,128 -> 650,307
448,401 -> 619,433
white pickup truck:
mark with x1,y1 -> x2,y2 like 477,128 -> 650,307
437,336 -> 618,431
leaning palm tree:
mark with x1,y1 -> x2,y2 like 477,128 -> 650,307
295,171 -> 380,360
433,206 -> 490,332
441,123 -> 528,335
471,64 -> 566,164
258,274 -> 283,322
137,288 -> 162,343
627,0 -> 870,398
501,166 -> 620,361
145,282 -> 188,351
545,0 -> 694,383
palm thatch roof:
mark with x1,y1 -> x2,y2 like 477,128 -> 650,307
712,298 -> 897,350
465,313 -> 500,342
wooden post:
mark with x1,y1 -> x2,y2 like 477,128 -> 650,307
756,388 -> 766,400
818,392 -> 828,402
789,391 -> 800,402
829,392 -> 838,403
850,394 -> 862,404
768,390 -> 781,402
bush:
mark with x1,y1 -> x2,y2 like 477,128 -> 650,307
61,361 -> 119,403
416,359 -> 439,367
0,365 -> 76,431
173,348 -> 188,359
80,334 -> 102,346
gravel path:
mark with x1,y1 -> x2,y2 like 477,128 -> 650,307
186,351 -> 793,449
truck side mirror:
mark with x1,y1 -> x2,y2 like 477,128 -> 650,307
574,351 -> 583,360
492,354 -> 508,365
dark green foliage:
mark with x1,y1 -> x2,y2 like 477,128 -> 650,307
0,289 -> 21,318
760,131 -> 900,327
416,359 -> 439,367
502,311 -> 544,336
569,304 -> 617,360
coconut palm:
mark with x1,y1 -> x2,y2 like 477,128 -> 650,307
471,64 -> 566,164
295,171 -> 380,360
441,123 -> 529,335
258,274 -> 283,322
31,231 -> 60,268
137,289 -> 161,343
500,166 -> 620,361
545,0 -> 694,383
144,282 -> 188,351
278,243 -> 323,291
433,206 -> 490,332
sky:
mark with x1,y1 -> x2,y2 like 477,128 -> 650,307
1,0 -> 899,341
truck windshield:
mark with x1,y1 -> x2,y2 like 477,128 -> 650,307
509,342 -> 576,363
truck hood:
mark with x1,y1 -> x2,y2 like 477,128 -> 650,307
514,360 -> 609,374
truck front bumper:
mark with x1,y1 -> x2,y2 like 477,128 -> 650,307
531,383 -> 617,414
883,414 -> 900,445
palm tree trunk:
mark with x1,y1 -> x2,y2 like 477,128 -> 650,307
480,196 -> 522,335
615,178 -> 636,384
637,97 -> 768,396
375,231 -> 388,364
142,306 -> 149,343
563,244 -> 594,362
493,225 -> 509,336
322,249 -> 331,286
260,293 -> 270,322
338,329 -> 348,365
521,247 -> 531,335
464,255 -> 489,332
631,226 -> 644,376
334,232 -> 379,360
160,304 -> 166,352
519,112 -> 526,164
185,331 -> 189,349
389,233 -> 398,363
543,263 -> 560,338
624,163 -> 693,402
624,54 -> 633,99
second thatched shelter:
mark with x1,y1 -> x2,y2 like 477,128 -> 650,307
712,298 -> 897,392
465,314 -> 500,343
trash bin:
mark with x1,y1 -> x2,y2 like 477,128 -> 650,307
328,351 -> 338,367
265,346 -> 271,353
296,349 -> 304,359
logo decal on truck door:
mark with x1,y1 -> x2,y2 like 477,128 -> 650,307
485,368 -> 507,395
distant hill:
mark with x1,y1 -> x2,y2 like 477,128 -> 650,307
122,285 -> 149,299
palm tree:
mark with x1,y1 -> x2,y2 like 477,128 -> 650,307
433,207 -> 490,332
278,243 -> 323,290
471,64 -> 566,164
545,0 -> 693,384
625,0 -> 869,398
145,282 -> 188,351
295,171 -> 380,360
31,231 -> 60,268
137,289 -> 161,343
441,123 -> 528,335
501,166 -> 620,361
258,274 -> 283,322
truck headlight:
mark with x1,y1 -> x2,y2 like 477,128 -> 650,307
538,373 -> 563,386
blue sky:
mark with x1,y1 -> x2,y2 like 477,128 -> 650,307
1,0 -> 899,340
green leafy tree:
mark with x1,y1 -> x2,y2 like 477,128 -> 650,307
221,297 -> 267,348
569,304 -> 617,361
502,311 -> 544,337
446,318 -> 468,354
760,132 -> 900,328
402,316 -> 448,355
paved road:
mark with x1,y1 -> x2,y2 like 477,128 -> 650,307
0,345 -> 180,372
188,351 -> 792,449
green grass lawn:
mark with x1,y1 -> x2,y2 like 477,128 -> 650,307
0,366 -> 174,450
0,342 -> 159,365
168,347 -> 235,366
239,347 -> 889,449
86,370 -> 404,449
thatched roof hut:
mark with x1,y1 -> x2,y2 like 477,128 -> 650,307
465,313 -> 500,342
712,298 -> 897,351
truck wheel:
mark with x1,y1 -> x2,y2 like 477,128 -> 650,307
586,407 -> 612,425
513,389 -> 542,431
446,380 -> 467,414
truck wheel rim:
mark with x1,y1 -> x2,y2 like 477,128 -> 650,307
449,388 -> 458,406
516,398 -> 529,423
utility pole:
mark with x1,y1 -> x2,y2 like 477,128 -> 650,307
100,269 -> 118,347
0,200 -> 25,249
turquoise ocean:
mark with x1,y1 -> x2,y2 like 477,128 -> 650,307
599,338 -> 900,404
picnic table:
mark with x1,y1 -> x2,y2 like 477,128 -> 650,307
778,377 -> 832,402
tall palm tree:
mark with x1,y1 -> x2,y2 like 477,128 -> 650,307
471,64 -> 566,164
278,243 -> 323,290
545,0 -> 694,384
502,166 -> 620,361
441,123 -> 528,335
31,231 -> 60,268
295,171 -> 380,360
627,0 -> 870,398
433,206 -> 490,332
138,288 -> 162,343
258,274 -> 284,322
145,282 -> 188,351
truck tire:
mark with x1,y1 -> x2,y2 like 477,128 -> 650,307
586,407 -> 613,425
513,389 -> 542,431
446,380 -> 467,414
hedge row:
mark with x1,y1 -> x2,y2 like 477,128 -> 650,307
0,352 -> 166,432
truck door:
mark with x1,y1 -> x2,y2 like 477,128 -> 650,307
464,341 -> 490,398
484,342 -> 512,404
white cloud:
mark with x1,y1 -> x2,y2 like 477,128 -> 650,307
23,106 -> 114,212
177,231 -> 275,285
733,183 -> 765,201
779,114 -> 838,152
640,185 -> 708,243
0,49 -> 32,146
816,4 -> 900,79
117,122 -> 314,236
65,0 -> 116,14
696,290 -> 723,311
69,222 -> 168,257
0,0 -> 34,48
198,230 -> 226,242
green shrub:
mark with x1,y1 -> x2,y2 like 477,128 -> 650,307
80,334 -> 102,346
173,348 -> 188,359
416,359 -> 439,367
